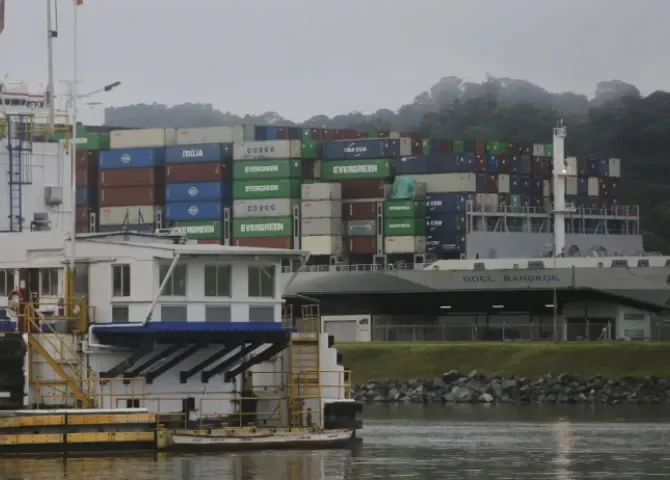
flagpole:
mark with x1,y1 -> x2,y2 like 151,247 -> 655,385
67,0 -> 79,315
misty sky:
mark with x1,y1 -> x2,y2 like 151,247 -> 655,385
1,0 -> 666,125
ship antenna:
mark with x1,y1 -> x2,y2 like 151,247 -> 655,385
552,119 -> 570,257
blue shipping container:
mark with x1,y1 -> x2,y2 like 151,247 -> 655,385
476,174 -> 487,192
165,143 -> 223,164
428,153 -> 476,174
165,182 -> 224,202
98,223 -> 155,233
520,176 -> 532,195
577,178 -> 588,196
597,158 -> 609,176
426,213 -> 466,232
509,155 -> 521,174
75,188 -> 88,206
510,175 -> 522,195
531,175 -> 543,196
426,230 -> 465,255
288,127 -> 302,140
254,125 -> 267,141
425,193 -> 475,213
166,201 -> 222,221
586,158 -> 598,176
266,126 -> 278,141
324,139 -> 399,160
396,155 -> 428,175
100,147 -> 165,170
487,155 -> 499,173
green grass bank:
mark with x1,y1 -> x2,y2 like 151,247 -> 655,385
337,342 -> 670,384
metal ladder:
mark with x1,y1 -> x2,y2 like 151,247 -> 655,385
288,304 -> 321,428
5,113 -> 34,232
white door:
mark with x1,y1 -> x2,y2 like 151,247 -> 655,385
325,320 -> 358,342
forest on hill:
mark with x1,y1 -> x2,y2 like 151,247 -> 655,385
104,76 -> 670,253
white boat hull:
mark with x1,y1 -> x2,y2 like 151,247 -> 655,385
169,428 -> 355,451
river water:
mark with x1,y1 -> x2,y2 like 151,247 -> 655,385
2,405 -> 670,479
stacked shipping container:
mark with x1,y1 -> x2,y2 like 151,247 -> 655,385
383,199 -> 427,254
73,130 -> 109,233
164,143 -> 233,244
231,141 -> 302,248
301,183 -> 343,256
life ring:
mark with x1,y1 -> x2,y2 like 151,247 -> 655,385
7,289 -> 25,317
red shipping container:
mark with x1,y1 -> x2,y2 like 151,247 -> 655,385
345,237 -> 377,255
498,193 -> 510,208
411,139 -> 422,155
301,160 -> 318,180
475,154 -> 486,173
322,129 -> 336,141
438,140 -> 452,154
486,175 -> 498,193
165,162 -> 222,183
75,224 -> 90,233
277,127 -> 289,140
340,130 -> 358,140
355,131 -> 369,139
233,237 -> 293,249
310,128 -> 323,141
75,150 -> 99,169
100,167 -> 164,188
498,154 -> 510,173
100,186 -> 164,207
518,143 -> 532,154
76,206 -> 92,224
76,167 -> 98,188
377,131 -> 390,138
339,179 -> 388,199
333,130 -> 345,140
474,140 -> 486,155
342,201 -> 378,220
197,239 -> 220,245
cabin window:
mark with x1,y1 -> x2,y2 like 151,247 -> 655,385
0,270 -> 15,295
40,268 -> 59,296
249,306 -> 276,322
161,305 -> 187,322
205,305 -> 232,322
159,264 -> 187,296
248,266 -> 275,298
111,306 -> 129,323
204,265 -> 232,297
112,264 -> 131,297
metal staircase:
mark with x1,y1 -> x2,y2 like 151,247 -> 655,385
24,302 -> 98,408
287,304 -> 321,428
5,113 -> 34,232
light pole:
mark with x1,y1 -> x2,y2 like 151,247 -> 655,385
64,0 -> 121,314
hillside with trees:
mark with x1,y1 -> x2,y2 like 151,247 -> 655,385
104,76 -> 670,252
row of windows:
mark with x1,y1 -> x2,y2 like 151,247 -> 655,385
112,264 -> 275,298
0,268 -> 60,296
111,305 -> 276,323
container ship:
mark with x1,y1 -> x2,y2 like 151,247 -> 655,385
0,85 -> 360,455
60,117 -> 668,345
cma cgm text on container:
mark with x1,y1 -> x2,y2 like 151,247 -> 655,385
323,138 -> 411,160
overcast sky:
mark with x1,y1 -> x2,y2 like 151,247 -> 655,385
1,0 -> 666,124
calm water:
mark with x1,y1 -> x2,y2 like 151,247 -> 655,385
3,405 -> 670,479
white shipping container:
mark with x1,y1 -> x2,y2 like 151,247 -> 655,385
587,177 -> 599,197
543,180 -> 552,197
243,124 -> 255,142
565,156 -> 578,176
301,200 -> 342,218
389,132 -> 401,139
384,236 -> 426,254
608,158 -> 621,177
476,193 -> 498,212
532,144 -> 545,156
110,128 -> 177,149
399,138 -> 412,156
233,140 -> 301,160
397,173 -> 476,193
498,174 -> 510,194
176,126 -> 244,145
301,218 -> 343,236
99,205 -> 156,226
233,199 -> 297,219
301,236 -> 343,256
565,177 -> 578,196
301,183 -> 342,201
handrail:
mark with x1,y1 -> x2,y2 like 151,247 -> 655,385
249,369 -> 352,399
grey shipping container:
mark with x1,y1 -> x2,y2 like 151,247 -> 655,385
346,220 -> 377,237
232,199 -> 298,219
301,183 -> 342,201
301,200 -> 341,219
301,218 -> 343,236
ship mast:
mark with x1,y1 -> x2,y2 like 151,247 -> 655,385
552,120 -> 568,256
46,0 -> 57,137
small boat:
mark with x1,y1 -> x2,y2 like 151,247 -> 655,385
167,427 -> 356,451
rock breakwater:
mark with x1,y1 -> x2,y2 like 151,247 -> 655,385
352,370 -> 670,405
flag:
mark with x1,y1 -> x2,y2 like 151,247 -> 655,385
76,0 -> 83,5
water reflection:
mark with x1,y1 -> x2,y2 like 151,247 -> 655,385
1,405 -> 670,479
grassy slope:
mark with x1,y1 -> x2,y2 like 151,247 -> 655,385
337,342 -> 670,384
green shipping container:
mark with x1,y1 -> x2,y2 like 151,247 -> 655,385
421,138 -> 431,155
452,140 -> 465,153
322,158 -> 394,181
169,220 -> 221,240
509,194 -> 523,213
233,217 -> 293,238
55,130 -> 110,150
543,144 -> 554,156
233,179 -> 301,200
367,130 -> 380,138
301,141 -> 321,160
383,218 -> 426,236
301,128 -> 313,141
233,159 -> 301,180
486,141 -> 507,155
384,200 -> 425,218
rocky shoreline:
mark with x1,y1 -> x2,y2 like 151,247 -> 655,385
352,370 -> 670,405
